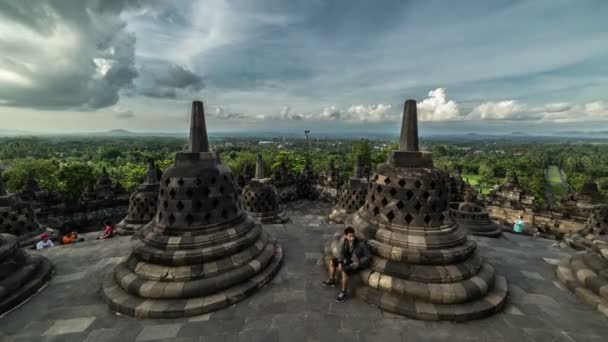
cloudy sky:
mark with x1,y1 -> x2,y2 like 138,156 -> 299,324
1,0 -> 607,135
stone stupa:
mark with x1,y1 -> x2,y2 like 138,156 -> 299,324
115,159 -> 161,236
0,232 -> 54,315
328,155 -> 368,224
450,193 -> 503,238
102,101 -> 283,318
241,155 -> 289,224
0,171 -> 47,248
325,99 -> 507,321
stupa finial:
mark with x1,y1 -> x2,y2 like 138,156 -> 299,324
353,155 -> 364,179
255,154 -> 265,179
189,101 -> 209,153
399,99 -> 419,152
144,159 -> 158,184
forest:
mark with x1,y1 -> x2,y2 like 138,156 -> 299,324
1,135 -> 607,209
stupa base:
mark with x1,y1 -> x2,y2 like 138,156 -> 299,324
248,210 -> 289,224
355,275 -> 508,321
328,208 -> 350,224
556,251 -> 608,318
1,236 -> 54,315
114,219 -> 149,236
17,225 -> 49,249
466,225 -> 503,238
101,241 -> 283,319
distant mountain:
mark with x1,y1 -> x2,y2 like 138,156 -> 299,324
105,129 -> 135,136
552,131 -> 608,136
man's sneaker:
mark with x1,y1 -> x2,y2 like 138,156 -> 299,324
336,291 -> 346,302
321,279 -> 336,287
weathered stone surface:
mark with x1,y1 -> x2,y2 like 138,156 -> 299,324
0,193 -> 48,248
241,155 -> 289,224
324,99 -> 507,321
328,156 -> 368,224
556,245 -> 608,318
0,233 -> 54,315
450,198 -> 502,238
115,160 -> 161,236
102,101 -> 282,318
564,206 -> 608,250
3,203 -> 608,340
485,173 -> 536,212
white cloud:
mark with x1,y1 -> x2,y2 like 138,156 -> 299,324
417,88 -> 460,121
468,100 -> 533,120
543,102 -> 572,113
346,104 -> 393,122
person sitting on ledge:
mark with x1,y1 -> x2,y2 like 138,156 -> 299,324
63,231 -> 84,245
513,215 -> 525,233
36,233 -> 54,250
322,227 -> 372,302
97,220 -> 115,240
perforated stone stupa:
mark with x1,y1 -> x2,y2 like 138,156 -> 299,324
115,159 -> 161,236
0,233 -> 54,315
0,175 -> 47,248
326,99 -> 508,321
102,101 -> 283,318
450,194 -> 502,238
241,155 -> 288,224
557,206 -> 608,318
328,155 -> 368,224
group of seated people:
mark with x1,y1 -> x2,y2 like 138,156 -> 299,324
35,220 -> 116,250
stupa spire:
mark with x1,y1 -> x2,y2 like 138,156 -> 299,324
144,159 -> 158,184
399,99 -> 419,152
353,155 -> 364,179
0,169 -> 6,196
189,100 -> 209,153
255,154 -> 265,179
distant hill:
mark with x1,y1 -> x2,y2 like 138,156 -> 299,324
105,129 -> 136,136
553,131 -> 608,137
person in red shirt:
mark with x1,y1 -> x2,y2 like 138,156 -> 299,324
97,220 -> 115,240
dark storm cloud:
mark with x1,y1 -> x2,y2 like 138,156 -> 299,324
0,0 -> 156,110
136,60 -> 204,99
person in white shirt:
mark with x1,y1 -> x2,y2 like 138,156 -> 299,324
36,233 -> 54,250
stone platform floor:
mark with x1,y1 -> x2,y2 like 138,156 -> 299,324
1,200 -> 606,342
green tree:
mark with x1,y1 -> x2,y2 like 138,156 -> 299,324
56,162 -> 96,200
3,158 -> 59,192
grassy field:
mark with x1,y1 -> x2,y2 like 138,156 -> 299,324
462,174 -> 492,194
546,165 -> 568,202
546,165 -> 563,184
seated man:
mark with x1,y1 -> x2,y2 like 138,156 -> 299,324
322,227 -> 372,302
36,233 -> 54,250
97,220 -> 115,240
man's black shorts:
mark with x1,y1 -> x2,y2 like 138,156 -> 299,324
331,258 -> 359,274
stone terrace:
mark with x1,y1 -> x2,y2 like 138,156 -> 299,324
1,201 -> 606,342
